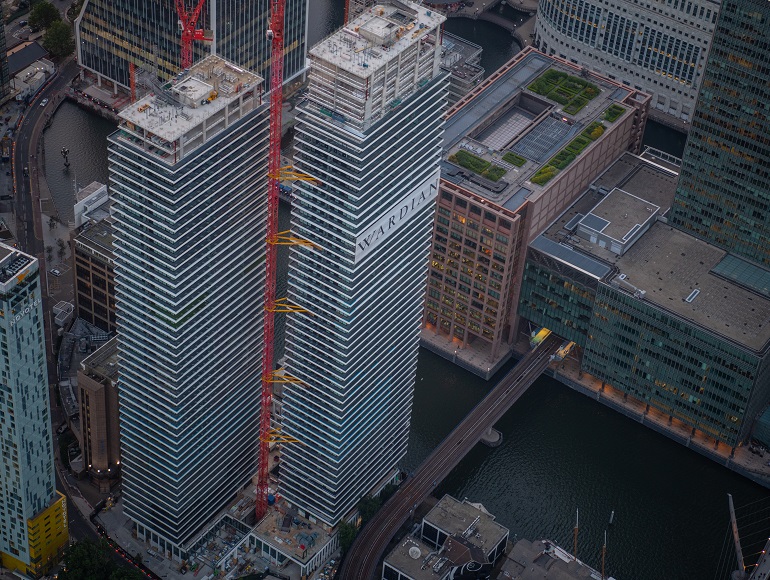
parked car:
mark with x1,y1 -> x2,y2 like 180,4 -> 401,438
49,268 -> 61,277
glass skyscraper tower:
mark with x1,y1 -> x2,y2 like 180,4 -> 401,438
671,0 -> 770,265
109,56 -> 268,558
281,1 -> 447,527
75,0 -> 308,88
0,245 -> 68,577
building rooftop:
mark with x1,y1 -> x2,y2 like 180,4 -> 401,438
533,151 -> 770,352
251,499 -> 333,567
441,48 -> 643,211
119,55 -> 262,143
81,337 -> 118,381
541,151 -> 679,266
612,223 -> 770,352
423,495 -> 508,557
74,218 -> 115,259
309,1 -> 445,78
0,243 -> 35,288
496,538 -> 607,580
440,31 -> 483,80
385,536 -> 445,579
7,41 -> 48,77
76,181 -> 107,203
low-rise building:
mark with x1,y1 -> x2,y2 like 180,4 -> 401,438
78,338 -> 121,491
518,150 -> 770,449
383,495 -> 508,580
422,47 -> 650,377
440,32 -> 484,104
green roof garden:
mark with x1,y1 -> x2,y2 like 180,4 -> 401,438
528,69 -> 600,115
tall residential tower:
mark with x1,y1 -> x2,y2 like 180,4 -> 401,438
0,245 -> 68,577
109,56 -> 268,559
75,0 -> 308,89
281,1 -> 448,527
671,0 -> 770,266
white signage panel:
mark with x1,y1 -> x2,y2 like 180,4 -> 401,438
355,168 -> 440,264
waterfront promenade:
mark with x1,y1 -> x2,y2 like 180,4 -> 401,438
446,0 -> 537,48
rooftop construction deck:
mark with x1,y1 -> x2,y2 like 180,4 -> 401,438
116,55 -> 263,164
305,0 -> 445,132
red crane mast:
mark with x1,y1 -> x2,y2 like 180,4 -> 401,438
174,0 -> 210,69
256,0 -> 285,522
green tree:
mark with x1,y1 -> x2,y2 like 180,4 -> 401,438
357,495 -> 382,525
29,1 -> 61,30
338,521 -> 358,554
45,244 -> 53,262
43,21 -> 75,58
59,539 -> 143,580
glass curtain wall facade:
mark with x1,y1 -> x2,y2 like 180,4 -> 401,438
109,70 -> 268,555
281,4 -> 447,527
534,0 -> 719,120
671,0 -> 770,266
0,247 -> 68,576
76,0 -> 308,88
518,249 -> 770,448
584,285 -> 766,446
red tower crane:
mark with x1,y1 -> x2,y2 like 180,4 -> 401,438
256,0 -> 318,524
174,0 -> 211,69
255,0 -> 287,523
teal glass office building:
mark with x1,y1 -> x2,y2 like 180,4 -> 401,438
671,0 -> 770,266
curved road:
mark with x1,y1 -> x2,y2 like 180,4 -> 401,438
340,334 -> 562,579
13,58 -> 80,257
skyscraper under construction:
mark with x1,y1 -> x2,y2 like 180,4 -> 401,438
75,0 -> 307,88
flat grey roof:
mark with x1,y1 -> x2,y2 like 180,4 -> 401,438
531,236 -> 611,280
424,496 -> 508,557
75,218 -> 115,256
581,188 -> 660,242
612,224 -> 770,352
82,337 -> 119,380
385,536 -> 445,579
496,539 -> 603,579
541,152 -> 678,265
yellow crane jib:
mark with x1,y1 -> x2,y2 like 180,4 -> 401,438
260,428 -> 305,445
268,369 -> 305,384
268,230 -> 322,249
266,297 -> 312,314
268,165 -> 321,185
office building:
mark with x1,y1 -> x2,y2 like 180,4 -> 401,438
671,0 -> 770,266
0,244 -> 68,577
518,150 -> 770,448
72,217 -> 116,333
534,0 -> 720,122
423,47 -> 650,377
75,0 -> 307,90
282,1 -> 447,527
109,55 -> 268,558
78,338 -> 120,491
